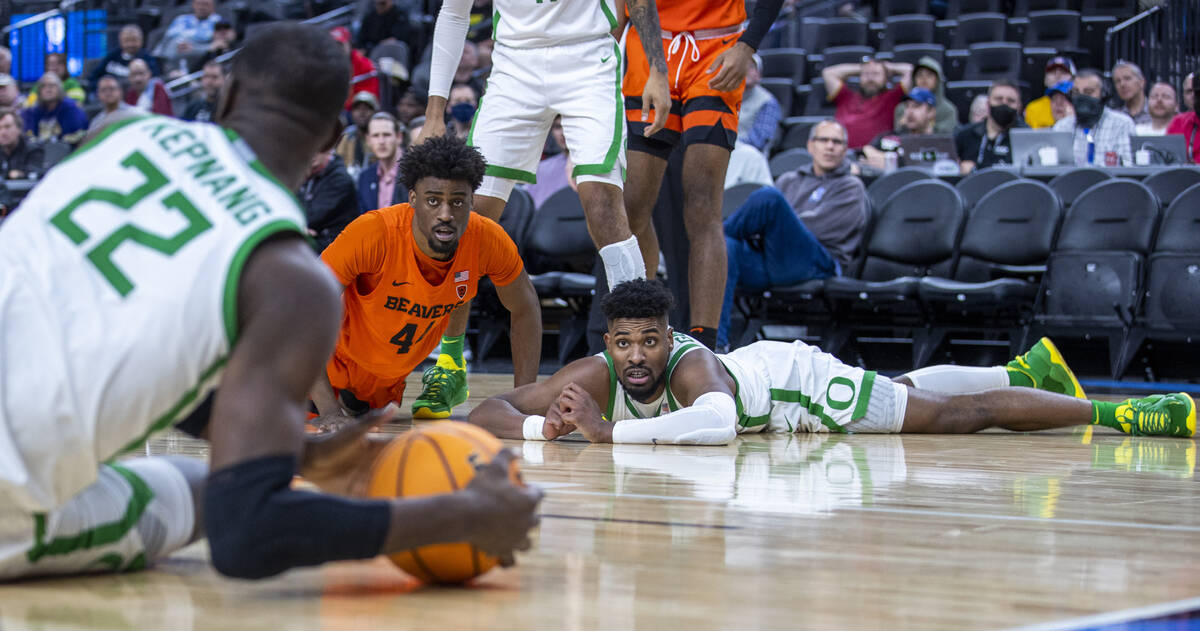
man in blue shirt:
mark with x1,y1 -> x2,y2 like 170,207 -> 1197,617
21,73 -> 87,146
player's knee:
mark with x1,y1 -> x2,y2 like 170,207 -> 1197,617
204,458 -> 295,580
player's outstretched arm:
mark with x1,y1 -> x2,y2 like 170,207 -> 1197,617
626,0 -> 671,136
468,356 -> 611,440
418,0 -> 474,143
494,270 -> 542,387
204,236 -> 540,579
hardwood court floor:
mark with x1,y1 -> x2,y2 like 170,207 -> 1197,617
2,372 -> 1198,631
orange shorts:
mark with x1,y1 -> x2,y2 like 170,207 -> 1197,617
624,28 -> 745,158
326,351 -> 408,411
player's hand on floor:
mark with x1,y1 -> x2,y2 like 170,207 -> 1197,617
460,449 -> 544,566
558,383 -> 612,443
542,398 -> 577,440
642,70 -> 671,137
301,404 -> 400,496
707,41 -> 754,92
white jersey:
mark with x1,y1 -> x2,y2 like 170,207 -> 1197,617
0,115 -> 307,513
492,0 -> 619,48
599,333 -> 707,421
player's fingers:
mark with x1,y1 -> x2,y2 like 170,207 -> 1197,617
707,54 -> 725,74
708,66 -> 733,90
646,101 -> 668,136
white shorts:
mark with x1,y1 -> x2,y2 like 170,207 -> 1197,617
722,341 -> 909,434
0,458 -> 195,580
469,36 -> 626,201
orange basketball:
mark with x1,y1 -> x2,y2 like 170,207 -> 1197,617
366,421 -> 519,583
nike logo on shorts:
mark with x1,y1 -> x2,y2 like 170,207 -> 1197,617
721,37 -> 736,45
601,54 -> 612,63
393,281 -> 411,286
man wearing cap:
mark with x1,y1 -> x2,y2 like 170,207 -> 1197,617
336,92 -> 379,177
1166,65 -> 1200,163
955,78 -> 1025,173
894,56 -> 956,134
738,54 -> 782,152
330,27 -> 380,111
860,86 -> 934,171
823,57 -> 913,150
1112,61 -> 1150,126
1025,56 -> 1075,129
1053,68 -> 1133,167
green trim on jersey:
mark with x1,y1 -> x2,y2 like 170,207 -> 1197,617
720,361 -> 770,428
222,219 -> 306,346
602,351 -> 618,419
223,127 -> 310,223
599,0 -> 618,31
465,94 -> 484,147
26,464 -> 154,564
851,370 -> 877,421
485,164 -> 538,183
769,387 -> 844,433
572,41 -> 625,178
493,9 -> 500,43
55,114 -> 150,167
111,355 -> 228,458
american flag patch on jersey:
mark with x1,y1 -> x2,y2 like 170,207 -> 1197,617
454,270 -> 469,282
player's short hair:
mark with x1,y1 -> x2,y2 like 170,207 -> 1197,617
399,133 -> 486,192
601,279 -> 674,323
230,22 -> 348,124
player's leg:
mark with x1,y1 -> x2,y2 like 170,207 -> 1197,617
897,338 -> 1086,399
623,149 -> 671,278
679,141 -> 731,349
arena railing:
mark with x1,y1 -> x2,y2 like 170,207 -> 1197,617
1105,0 -> 1199,93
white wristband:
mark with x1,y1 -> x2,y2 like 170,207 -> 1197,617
522,415 -> 547,441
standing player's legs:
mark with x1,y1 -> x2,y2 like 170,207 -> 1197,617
679,142 -> 730,345
623,150 -> 670,278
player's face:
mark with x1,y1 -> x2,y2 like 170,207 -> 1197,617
410,177 -> 472,260
605,317 -> 673,402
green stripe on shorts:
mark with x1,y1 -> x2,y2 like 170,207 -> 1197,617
769,387 -> 846,433
572,41 -> 625,178
26,464 -> 155,564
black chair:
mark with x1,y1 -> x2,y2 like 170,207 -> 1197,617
41,141 -> 72,171
722,182 -> 765,220
866,167 -> 934,213
1133,191 -> 1200,374
497,187 -> 534,255
1080,16 -> 1116,66
810,17 -> 870,50
759,78 -> 793,117
1013,0 -> 1069,15
523,188 -> 598,363
950,13 -> 1007,48
1031,179 -> 1160,377
918,180 -> 1063,364
946,0 -> 1003,19
1079,0 -> 1137,17
880,15 -> 936,51
472,187 -> 538,360
1047,168 -> 1113,209
888,43 -> 946,69
824,180 -> 965,363
962,42 -> 1022,80
954,167 -> 1021,210
1140,168 -> 1200,209
803,79 -> 836,116
769,148 -> 813,179
1020,47 -> 1061,98
877,0 -> 930,18
759,48 -> 807,84
817,45 -> 875,70
944,80 -> 993,125
1153,184 -> 1200,254
777,115 -> 824,151
1024,10 -> 1081,50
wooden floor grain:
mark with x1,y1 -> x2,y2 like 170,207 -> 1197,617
2,372 -> 1197,631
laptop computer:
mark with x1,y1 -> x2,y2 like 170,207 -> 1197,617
1010,129 -> 1075,167
1130,134 -> 1189,165
899,134 -> 959,174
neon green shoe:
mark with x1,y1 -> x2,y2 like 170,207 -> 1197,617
1007,337 -> 1087,399
1113,393 -> 1197,437
411,356 -> 468,419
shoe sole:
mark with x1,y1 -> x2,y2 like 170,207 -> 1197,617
1182,392 -> 1197,437
410,389 -> 470,420
1040,337 -> 1086,399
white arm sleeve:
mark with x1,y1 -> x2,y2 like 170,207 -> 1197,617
610,392 -> 738,445
427,0 -> 473,100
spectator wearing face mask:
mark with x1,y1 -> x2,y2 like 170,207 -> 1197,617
955,79 -> 1026,173
1053,69 -> 1133,167
446,82 -> 478,140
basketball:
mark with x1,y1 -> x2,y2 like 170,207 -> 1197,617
365,421 -> 520,583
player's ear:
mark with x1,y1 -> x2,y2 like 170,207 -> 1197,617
408,187 -> 417,206
213,76 -> 236,125
603,332 -> 611,348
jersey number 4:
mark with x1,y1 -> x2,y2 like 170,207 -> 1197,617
390,321 -> 436,354
49,151 -> 211,297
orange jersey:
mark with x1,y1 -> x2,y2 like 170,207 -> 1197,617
321,204 -> 523,385
653,0 -> 745,33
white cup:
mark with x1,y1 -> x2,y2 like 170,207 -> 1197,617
1135,149 -> 1152,166
1038,146 -> 1059,166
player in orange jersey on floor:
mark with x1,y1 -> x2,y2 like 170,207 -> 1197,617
312,134 -> 542,423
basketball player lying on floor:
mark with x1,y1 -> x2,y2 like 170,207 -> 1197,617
470,279 -> 1195,444
0,23 -> 540,582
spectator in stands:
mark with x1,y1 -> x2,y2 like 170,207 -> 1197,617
527,116 -> 575,207
1053,69 -> 1133,167
87,75 -> 133,134
1134,82 -> 1177,136
475,38 -> 494,80
968,94 -> 989,124
861,87 -> 936,171
0,47 -> 9,76
161,0 -> 223,61
822,57 -> 912,150
724,140 -> 773,189
22,73 -> 87,146
718,118 -> 865,349
1184,72 -> 1194,113
182,60 -> 224,122
1112,61 -> 1150,126
356,112 -> 406,213
189,21 -> 236,72
0,75 -> 20,109
335,91 -> 378,178
955,79 -> 1025,173
446,82 -> 478,140
1166,66 -> 1200,163
1048,81 -> 1073,124
300,150 -> 360,250
893,57 -> 956,134
26,53 -> 85,106
331,26 -> 380,110
0,110 -> 44,180
738,54 -> 782,153
124,59 -> 173,116
455,40 -> 483,95
357,0 -> 412,55
89,25 -> 158,88
1025,56 -> 1075,129
396,89 -> 426,126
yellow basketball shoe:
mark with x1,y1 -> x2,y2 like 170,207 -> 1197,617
1111,393 -> 1197,438
1007,337 -> 1086,399
411,356 -> 469,419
